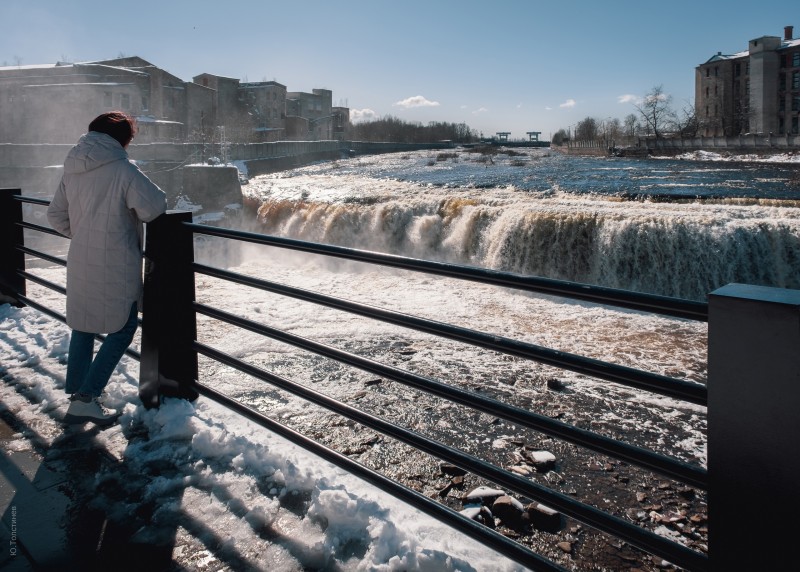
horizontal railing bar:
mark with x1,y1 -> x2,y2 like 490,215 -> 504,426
194,382 -> 568,572
195,301 -> 707,489
12,195 -> 50,207
18,220 -> 65,238
194,263 -> 707,406
19,271 -> 66,295
15,293 -> 64,323
187,223 -> 708,321
193,342 -> 708,572
17,245 -> 66,267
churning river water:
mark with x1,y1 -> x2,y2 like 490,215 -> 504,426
241,147 -> 800,302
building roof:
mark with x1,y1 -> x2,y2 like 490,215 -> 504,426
702,36 -> 800,64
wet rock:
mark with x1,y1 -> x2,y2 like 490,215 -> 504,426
557,541 -> 573,554
547,378 -> 566,391
364,378 -> 382,386
526,502 -> 563,533
525,450 -> 556,472
509,464 -> 533,477
462,486 -> 506,505
460,505 -> 495,528
626,508 -> 647,522
451,475 -> 464,488
492,495 -> 526,530
440,463 -> 467,477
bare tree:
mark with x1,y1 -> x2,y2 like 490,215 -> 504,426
672,100 -> 699,138
633,85 -> 674,139
552,128 -> 569,145
623,113 -> 639,137
574,116 -> 599,141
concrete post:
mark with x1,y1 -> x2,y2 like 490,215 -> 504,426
139,211 -> 199,408
708,283 -> 800,571
0,189 -> 25,304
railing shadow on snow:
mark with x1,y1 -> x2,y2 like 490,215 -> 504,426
3,187 -> 799,572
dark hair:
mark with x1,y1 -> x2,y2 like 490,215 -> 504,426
88,111 -> 137,148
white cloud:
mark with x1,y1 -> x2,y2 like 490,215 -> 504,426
559,99 -> 576,109
350,108 -> 379,122
393,95 -> 440,109
471,107 -> 488,115
618,94 -> 641,104
545,106 -> 553,111
645,92 -> 669,103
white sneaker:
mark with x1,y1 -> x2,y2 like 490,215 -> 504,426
64,394 -> 120,427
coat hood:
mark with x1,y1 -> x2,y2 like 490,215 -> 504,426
63,131 -> 128,175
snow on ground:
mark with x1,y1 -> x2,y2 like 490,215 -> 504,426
0,300 -> 528,572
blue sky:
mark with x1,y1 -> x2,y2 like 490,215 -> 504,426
2,0 -> 797,139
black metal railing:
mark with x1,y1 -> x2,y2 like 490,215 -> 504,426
1,188 -> 711,571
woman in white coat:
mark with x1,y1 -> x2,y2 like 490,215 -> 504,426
47,111 -> 167,425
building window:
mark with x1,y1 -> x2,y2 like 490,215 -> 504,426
735,63 -> 741,77
794,52 -> 800,67
104,92 -> 112,106
142,96 -> 149,111
714,66 -> 719,77
780,74 -> 787,90
120,94 -> 130,109
793,95 -> 800,112
706,68 -> 710,78
792,116 -> 799,134
715,85 -> 718,95
793,71 -> 800,89
706,86 -> 709,97
780,98 -> 785,112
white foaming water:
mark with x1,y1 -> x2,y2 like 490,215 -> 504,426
244,151 -> 800,301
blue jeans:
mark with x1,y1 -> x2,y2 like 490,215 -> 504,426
65,303 -> 138,397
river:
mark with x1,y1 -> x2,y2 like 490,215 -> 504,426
240,147 -> 800,302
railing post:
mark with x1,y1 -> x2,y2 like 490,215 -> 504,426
140,211 -> 198,408
708,283 -> 800,571
0,188 -> 25,304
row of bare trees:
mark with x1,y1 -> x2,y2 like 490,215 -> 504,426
553,85 -> 700,146
348,116 -> 479,143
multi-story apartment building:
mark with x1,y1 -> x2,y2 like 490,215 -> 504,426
697,26 -> 800,136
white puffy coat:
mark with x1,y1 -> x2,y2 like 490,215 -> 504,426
47,131 -> 167,334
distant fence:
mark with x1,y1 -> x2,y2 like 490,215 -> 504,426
2,187 -> 800,571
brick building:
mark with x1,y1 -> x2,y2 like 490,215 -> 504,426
696,25 -> 800,136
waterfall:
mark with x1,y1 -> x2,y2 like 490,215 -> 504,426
253,192 -> 800,301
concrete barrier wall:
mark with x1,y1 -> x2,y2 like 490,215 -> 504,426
643,134 -> 800,153
1,139 -> 457,199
